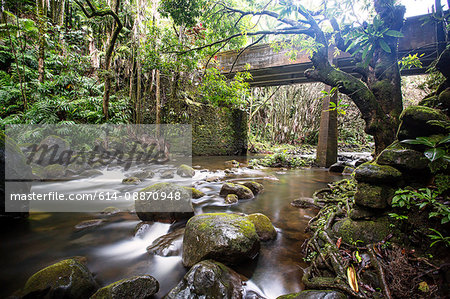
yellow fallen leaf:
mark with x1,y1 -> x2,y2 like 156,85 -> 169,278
347,265 -> 359,293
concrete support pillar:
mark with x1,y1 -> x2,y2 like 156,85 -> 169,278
316,85 -> 338,167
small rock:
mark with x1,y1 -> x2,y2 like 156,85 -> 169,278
147,228 -> 184,257
177,164 -> 195,177
75,219 -> 104,230
242,181 -> 264,195
160,170 -> 175,179
329,162 -> 346,173
91,275 -> 159,299
101,206 -> 121,215
224,160 -> 240,167
219,183 -> 254,200
184,187 -> 205,199
225,194 -> 239,204
127,170 -> 154,180
206,176 -> 220,182
122,176 -> 141,185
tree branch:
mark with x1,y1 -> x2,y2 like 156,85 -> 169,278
229,34 -> 266,73
175,28 -> 314,54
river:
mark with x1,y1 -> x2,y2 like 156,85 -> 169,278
0,155 -> 343,298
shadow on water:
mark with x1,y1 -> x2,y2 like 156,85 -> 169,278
0,155 -> 342,298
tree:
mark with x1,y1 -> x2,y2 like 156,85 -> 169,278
172,0 -> 407,155
75,0 -> 123,119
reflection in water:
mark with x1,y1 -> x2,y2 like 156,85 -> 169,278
0,155 -> 342,298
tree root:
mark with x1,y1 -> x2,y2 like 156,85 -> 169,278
367,245 -> 392,299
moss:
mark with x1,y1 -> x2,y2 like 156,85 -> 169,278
225,194 -> 238,204
176,164 -> 195,177
183,187 -> 205,199
91,275 -> 159,299
277,290 -> 346,299
182,213 -> 259,267
333,217 -> 397,245
354,182 -> 395,209
354,162 -> 402,184
22,258 -> 98,298
219,182 -> 254,199
397,106 -> 448,140
377,147 -> 428,170
246,213 -> 277,241
43,164 -> 66,178
241,181 -> 264,195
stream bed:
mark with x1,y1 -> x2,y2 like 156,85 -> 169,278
0,155 -> 343,298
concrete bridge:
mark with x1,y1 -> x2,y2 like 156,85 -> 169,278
216,13 -> 443,166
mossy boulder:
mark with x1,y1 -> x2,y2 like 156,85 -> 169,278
349,206 -> 379,220
135,183 -> 194,223
177,164 -> 195,177
397,106 -> 448,141
354,162 -> 402,185
122,176 -> 141,185
332,217 -> 395,244
242,181 -> 264,195
277,290 -> 346,299
165,260 -> 245,299
42,164 -> 66,179
377,144 -> 429,171
225,194 -> 239,204
437,87 -> 450,113
219,183 -> 254,200
354,182 -> 395,209
1,131 -> 32,220
21,257 -> 98,298
34,135 -> 71,166
91,275 -> 159,299
182,213 -> 260,267
183,187 -> 205,199
246,213 -> 277,241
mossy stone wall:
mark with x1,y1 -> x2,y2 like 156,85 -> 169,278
187,103 -> 247,156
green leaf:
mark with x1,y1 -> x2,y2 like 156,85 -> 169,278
385,30 -> 404,37
437,134 -> 450,145
424,148 -> 445,162
378,39 -> 391,53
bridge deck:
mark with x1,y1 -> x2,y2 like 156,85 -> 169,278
217,14 -> 439,87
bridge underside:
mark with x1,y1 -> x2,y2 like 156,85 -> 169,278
215,13 -> 442,167
218,14 -> 439,87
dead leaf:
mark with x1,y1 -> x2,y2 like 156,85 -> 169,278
347,265 -> 359,293
418,281 -> 429,292
336,237 -> 342,249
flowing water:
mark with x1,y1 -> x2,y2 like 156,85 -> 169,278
0,156 -> 342,298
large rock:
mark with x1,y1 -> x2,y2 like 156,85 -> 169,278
354,182 -> 395,209
354,162 -> 402,185
91,275 -> 159,299
182,213 -> 260,267
165,260 -> 245,299
34,135 -> 71,166
177,164 -> 195,177
1,131 -> 32,220
219,183 -> 254,200
333,217 -> 395,244
246,213 -> 277,241
377,143 -> 429,170
135,183 -> 194,223
277,290 -> 346,299
397,106 -> 448,141
20,257 -> 98,298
